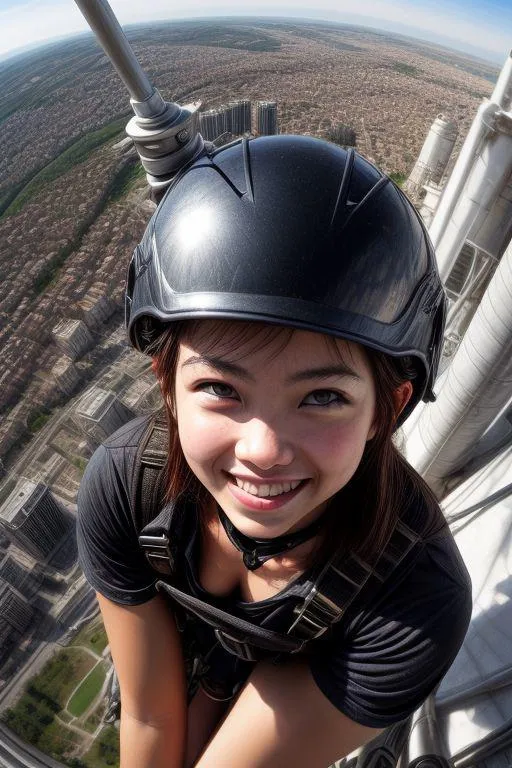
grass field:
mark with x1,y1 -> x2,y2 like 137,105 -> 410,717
71,619 -> 108,656
30,648 -> 96,710
68,664 -> 106,718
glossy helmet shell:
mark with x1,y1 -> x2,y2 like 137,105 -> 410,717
126,135 -> 445,419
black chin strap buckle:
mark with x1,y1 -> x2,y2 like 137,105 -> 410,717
243,551 -> 262,570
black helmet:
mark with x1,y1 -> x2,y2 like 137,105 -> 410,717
126,135 -> 445,418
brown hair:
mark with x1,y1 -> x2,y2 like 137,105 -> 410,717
151,320 -> 442,567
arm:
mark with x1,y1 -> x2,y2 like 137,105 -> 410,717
194,659 -> 381,768
97,592 -> 187,768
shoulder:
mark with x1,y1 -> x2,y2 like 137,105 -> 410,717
309,485 -> 472,728
78,414 -> 156,503
77,414 -> 164,606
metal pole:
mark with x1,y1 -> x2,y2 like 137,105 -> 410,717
73,0 -> 204,190
74,0 -> 158,107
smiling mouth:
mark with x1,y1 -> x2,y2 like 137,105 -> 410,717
229,476 -> 306,498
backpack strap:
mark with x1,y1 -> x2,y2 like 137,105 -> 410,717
131,412 -> 173,575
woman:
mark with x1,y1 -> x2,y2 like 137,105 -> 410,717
77,135 -> 472,767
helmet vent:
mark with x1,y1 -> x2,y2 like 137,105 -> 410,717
242,137 -> 255,203
329,147 -> 356,229
341,175 -> 390,233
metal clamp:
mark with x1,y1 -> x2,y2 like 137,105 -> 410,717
214,629 -> 258,662
288,587 -> 341,641
138,534 -> 173,575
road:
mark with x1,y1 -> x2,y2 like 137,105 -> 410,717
0,724 -> 65,768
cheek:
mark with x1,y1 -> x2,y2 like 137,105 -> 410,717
176,406 -> 232,468
309,420 -> 372,481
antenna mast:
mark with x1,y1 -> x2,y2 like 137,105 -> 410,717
74,0 -> 204,192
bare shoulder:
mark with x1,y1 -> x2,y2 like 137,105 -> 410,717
194,659 -> 382,768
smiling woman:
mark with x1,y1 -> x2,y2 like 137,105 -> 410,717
77,135 -> 471,768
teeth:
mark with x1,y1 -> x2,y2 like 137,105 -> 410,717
234,478 -> 302,497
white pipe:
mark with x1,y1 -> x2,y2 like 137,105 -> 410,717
428,100 -> 497,255
406,239 -> 512,498
428,51 -> 512,265
434,127 -> 512,279
491,49 -> 512,110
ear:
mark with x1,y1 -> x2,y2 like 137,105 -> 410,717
392,381 -> 414,421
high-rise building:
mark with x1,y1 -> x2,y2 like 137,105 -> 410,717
0,554 -> 29,592
256,101 -> 278,136
227,100 -> 252,135
0,581 -> 33,654
199,108 -> 227,141
74,387 -> 135,444
78,282 -> 116,330
51,355 -> 81,396
52,318 -> 93,361
200,101 -> 253,142
0,479 -> 71,560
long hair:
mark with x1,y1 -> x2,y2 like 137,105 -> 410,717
150,321 -> 443,568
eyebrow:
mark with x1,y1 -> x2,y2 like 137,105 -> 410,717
181,356 -> 361,383
287,365 -> 362,383
181,355 -> 255,381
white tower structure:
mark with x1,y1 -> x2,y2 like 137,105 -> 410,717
404,115 -> 458,201
405,239 -> 512,497
428,53 -> 512,365
429,53 -> 512,282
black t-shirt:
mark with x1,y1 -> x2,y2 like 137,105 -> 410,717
77,416 -> 472,728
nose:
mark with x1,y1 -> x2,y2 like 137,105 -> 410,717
234,418 -> 294,470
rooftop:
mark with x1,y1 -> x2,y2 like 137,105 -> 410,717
76,387 -> 115,421
0,479 -> 40,524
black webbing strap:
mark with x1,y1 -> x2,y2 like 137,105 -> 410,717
132,413 -> 172,574
156,580 -> 303,661
149,522 -> 419,662
287,521 -> 419,641
138,504 -> 176,576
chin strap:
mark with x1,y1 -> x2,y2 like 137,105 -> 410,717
217,505 -> 324,570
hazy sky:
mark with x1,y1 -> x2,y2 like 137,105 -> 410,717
1,0 -> 510,63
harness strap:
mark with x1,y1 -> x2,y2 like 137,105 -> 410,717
132,413 -> 171,574
156,580 -> 304,662
147,521 -> 419,661
288,521 -> 419,641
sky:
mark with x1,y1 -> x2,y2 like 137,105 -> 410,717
1,0 -> 510,64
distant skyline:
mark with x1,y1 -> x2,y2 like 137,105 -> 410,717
0,0 -> 509,64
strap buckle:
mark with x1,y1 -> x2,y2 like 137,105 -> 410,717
288,587 -> 341,641
214,629 -> 258,662
138,534 -> 173,575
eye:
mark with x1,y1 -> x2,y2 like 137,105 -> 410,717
301,389 -> 346,407
198,382 -> 238,400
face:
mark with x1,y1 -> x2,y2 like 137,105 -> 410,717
174,322 -> 378,540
